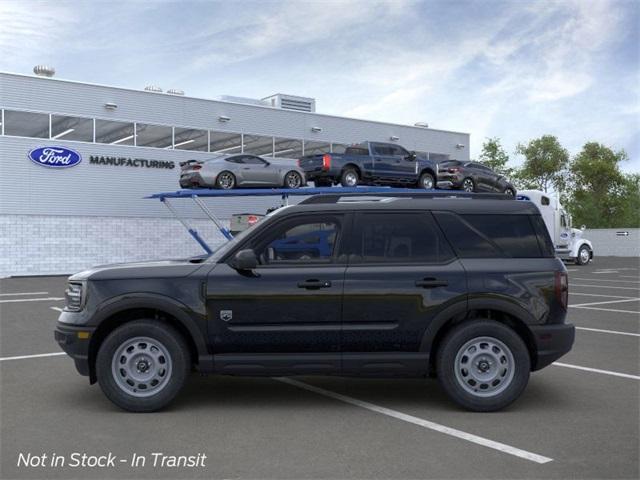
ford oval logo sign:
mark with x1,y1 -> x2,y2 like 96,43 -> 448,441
28,146 -> 82,168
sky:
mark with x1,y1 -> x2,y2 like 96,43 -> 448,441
1,0 -> 638,172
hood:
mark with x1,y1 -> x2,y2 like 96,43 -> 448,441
571,228 -> 584,240
69,257 -> 208,281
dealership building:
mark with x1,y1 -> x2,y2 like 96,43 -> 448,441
0,69 -> 470,277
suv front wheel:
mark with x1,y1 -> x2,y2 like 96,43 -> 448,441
96,320 -> 190,412
436,320 -> 530,412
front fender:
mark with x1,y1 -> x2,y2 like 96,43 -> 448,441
571,239 -> 593,257
90,293 -> 210,358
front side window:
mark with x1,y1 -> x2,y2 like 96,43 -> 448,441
352,212 -> 454,264
252,216 -> 341,265
241,155 -> 267,165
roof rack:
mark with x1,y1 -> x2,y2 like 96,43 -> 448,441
146,186 -> 513,254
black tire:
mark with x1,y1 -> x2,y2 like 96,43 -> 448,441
576,245 -> 591,265
216,171 -> 236,189
504,187 -> 515,196
436,320 -> 530,412
418,172 -> 435,190
96,320 -> 190,412
340,168 -> 359,187
462,177 -> 475,192
283,171 -> 303,189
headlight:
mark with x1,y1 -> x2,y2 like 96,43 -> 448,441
64,282 -> 85,311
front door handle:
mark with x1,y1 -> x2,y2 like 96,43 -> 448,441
298,279 -> 332,289
415,278 -> 448,288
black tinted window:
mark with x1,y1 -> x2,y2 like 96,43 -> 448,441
530,215 -> 555,257
226,156 -> 243,164
353,213 -> 454,264
345,147 -> 369,156
242,156 -> 266,165
434,212 -> 500,258
462,215 -> 542,258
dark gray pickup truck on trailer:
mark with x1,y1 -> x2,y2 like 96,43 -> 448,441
298,141 -> 439,189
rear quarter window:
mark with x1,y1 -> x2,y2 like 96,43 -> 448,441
434,212 -> 544,258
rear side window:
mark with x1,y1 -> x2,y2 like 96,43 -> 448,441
351,212 -> 454,264
345,147 -> 369,156
434,212 -> 500,258
530,215 -> 555,257
462,214 -> 542,258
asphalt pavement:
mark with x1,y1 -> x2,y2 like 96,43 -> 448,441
1,257 -> 638,479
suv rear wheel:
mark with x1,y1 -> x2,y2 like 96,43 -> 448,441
436,320 -> 530,411
462,177 -> 475,192
96,320 -> 190,412
340,168 -> 359,187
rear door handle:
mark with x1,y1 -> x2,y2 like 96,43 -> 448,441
415,278 -> 448,288
298,279 -> 332,289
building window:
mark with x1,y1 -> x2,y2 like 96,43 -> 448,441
3,110 -> 49,138
135,123 -> 173,148
95,119 -> 135,145
273,137 -> 303,159
210,131 -> 243,154
51,114 -> 93,142
243,134 -> 274,156
173,127 -> 208,151
331,143 -> 348,154
303,141 -> 331,156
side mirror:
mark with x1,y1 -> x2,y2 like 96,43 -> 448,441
581,225 -> 586,231
230,249 -> 258,271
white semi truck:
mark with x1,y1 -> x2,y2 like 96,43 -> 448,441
518,190 -> 594,265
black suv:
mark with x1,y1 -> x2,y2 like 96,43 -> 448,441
55,193 -> 574,412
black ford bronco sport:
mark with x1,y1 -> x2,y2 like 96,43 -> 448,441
55,192 -> 574,412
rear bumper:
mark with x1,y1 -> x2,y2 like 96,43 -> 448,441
179,172 -> 208,188
54,323 -> 95,377
530,323 -> 575,371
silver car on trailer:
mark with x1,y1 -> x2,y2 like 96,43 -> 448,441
179,154 -> 306,189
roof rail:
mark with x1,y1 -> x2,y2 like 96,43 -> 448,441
299,191 -> 514,205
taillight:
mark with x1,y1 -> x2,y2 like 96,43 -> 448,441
192,165 -> 202,170
247,215 -> 258,226
448,167 -> 460,173
297,159 -> 301,167
555,271 -> 568,309
322,154 -> 332,171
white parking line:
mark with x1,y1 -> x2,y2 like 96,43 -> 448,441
570,292 -> 637,299
575,327 -> 640,337
50,307 -> 63,312
0,297 -> 64,304
0,352 -> 66,362
553,363 -> 640,380
620,275 -> 640,279
0,291 -> 49,296
593,271 -> 619,274
570,298 -> 640,308
570,305 -> 640,314
276,377 -> 553,464
571,284 -> 640,291
572,278 -> 640,284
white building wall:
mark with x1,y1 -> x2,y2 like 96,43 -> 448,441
0,215 -> 230,278
584,229 -> 640,257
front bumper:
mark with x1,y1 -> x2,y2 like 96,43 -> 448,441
529,323 -> 575,370
54,323 -> 95,377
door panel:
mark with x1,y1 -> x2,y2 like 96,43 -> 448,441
207,263 -> 345,353
207,213 -> 348,354
341,212 -> 467,367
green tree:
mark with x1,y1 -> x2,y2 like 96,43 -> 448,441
515,135 -> 569,193
479,137 -> 512,176
566,142 -> 638,228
